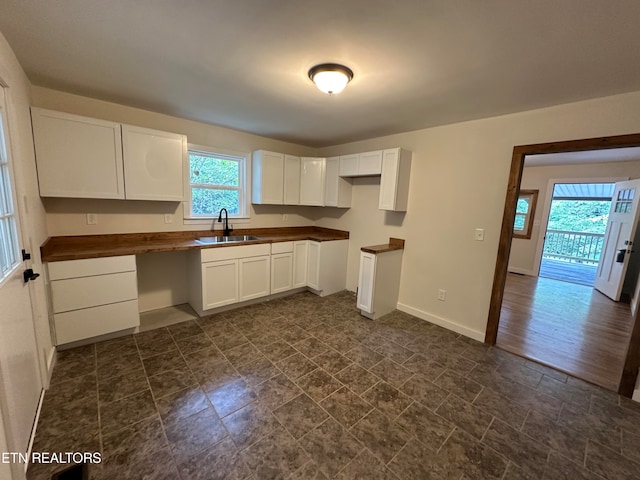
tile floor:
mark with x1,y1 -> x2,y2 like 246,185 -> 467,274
27,291 -> 640,480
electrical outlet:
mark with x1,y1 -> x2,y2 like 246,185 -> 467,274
86,213 -> 97,225
164,214 -> 173,224
437,289 -> 446,301
474,228 -> 485,241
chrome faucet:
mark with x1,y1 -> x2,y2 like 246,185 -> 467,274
217,208 -> 233,236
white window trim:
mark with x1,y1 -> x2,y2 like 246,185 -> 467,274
183,143 -> 252,223
0,92 -> 21,286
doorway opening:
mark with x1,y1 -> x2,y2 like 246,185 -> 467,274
486,134 -> 640,398
539,182 -> 613,287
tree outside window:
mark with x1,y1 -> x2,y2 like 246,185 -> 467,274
187,148 -> 246,218
513,189 -> 538,239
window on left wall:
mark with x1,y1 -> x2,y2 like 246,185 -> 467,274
185,146 -> 248,219
0,98 -> 20,282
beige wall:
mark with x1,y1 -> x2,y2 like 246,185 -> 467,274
315,91 -> 640,340
31,86 -> 321,236
508,160 -> 640,275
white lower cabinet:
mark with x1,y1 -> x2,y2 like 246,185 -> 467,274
202,259 -> 239,309
357,248 -> 403,319
239,256 -> 271,301
188,243 -> 271,315
293,241 -> 309,288
306,240 -> 348,296
47,255 -> 139,345
271,241 -> 294,294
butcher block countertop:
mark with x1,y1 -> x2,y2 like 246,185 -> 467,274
360,237 -> 405,254
41,227 -> 349,262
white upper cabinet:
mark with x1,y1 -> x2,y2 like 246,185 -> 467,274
283,155 -> 301,205
379,148 -> 412,211
122,125 -> 186,201
339,150 -> 383,177
31,107 -> 125,199
252,150 -> 284,204
338,154 -> 358,176
31,108 -> 186,201
358,150 -> 383,175
299,157 -> 325,206
324,157 -> 352,208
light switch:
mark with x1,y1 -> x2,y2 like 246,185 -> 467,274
475,228 -> 485,241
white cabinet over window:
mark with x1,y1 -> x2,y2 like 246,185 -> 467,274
122,125 -> 186,201
31,108 -> 186,201
31,108 -> 125,199
300,157 -> 325,206
379,148 -> 412,212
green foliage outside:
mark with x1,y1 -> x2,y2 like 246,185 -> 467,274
189,154 -> 240,215
543,200 -> 611,263
547,200 -> 610,233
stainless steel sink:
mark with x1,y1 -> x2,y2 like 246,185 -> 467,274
196,235 -> 260,244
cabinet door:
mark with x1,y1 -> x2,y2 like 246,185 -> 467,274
122,125 -> 185,201
31,108 -> 125,199
300,157 -> 325,206
358,151 -> 383,175
339,154 -> 358,177
202,259 -> 238,309
271,252 -> 293,294
379,148 -> 399,210
293,241 -> 308,288
324,157 -> 339,207
252,150 -> 284,204
356,252 -> 376,313
307,241 -> 321,290
284,155 -> 301,205
239,255 -> 271,301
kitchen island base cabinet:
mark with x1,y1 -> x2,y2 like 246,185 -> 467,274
357,249 -> 403,320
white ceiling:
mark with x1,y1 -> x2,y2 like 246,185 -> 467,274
2,1 -> 640,147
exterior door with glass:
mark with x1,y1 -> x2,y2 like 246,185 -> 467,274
594,179 -> 640,301
0,88 -> 42,479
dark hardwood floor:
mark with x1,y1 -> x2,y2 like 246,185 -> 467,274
497,273 -> 635,391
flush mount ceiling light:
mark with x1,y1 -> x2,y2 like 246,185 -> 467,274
308,63 -> 354,95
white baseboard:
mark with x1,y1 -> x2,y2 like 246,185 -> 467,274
396,302 -> 485,342
507,267 -> 535,276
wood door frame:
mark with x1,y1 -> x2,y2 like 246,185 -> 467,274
485,132 -> 640,397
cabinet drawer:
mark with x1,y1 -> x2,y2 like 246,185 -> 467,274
51,271 -> 138,313
271,241 -> 294,254
48,255 -> 136,280
54,300 -> 139,345
201,243 -> 271,263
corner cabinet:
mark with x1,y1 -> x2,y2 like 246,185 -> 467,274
31,108 -> 186,201
324,157 -> 352,208
121,125 -> 186,201
306,240 -> 348,296
31,108 -> 125,199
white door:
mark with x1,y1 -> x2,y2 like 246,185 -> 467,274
0,89 -> 42,478
594,179 -> 640,301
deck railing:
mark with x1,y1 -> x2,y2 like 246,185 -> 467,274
542,229 -> 605,265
